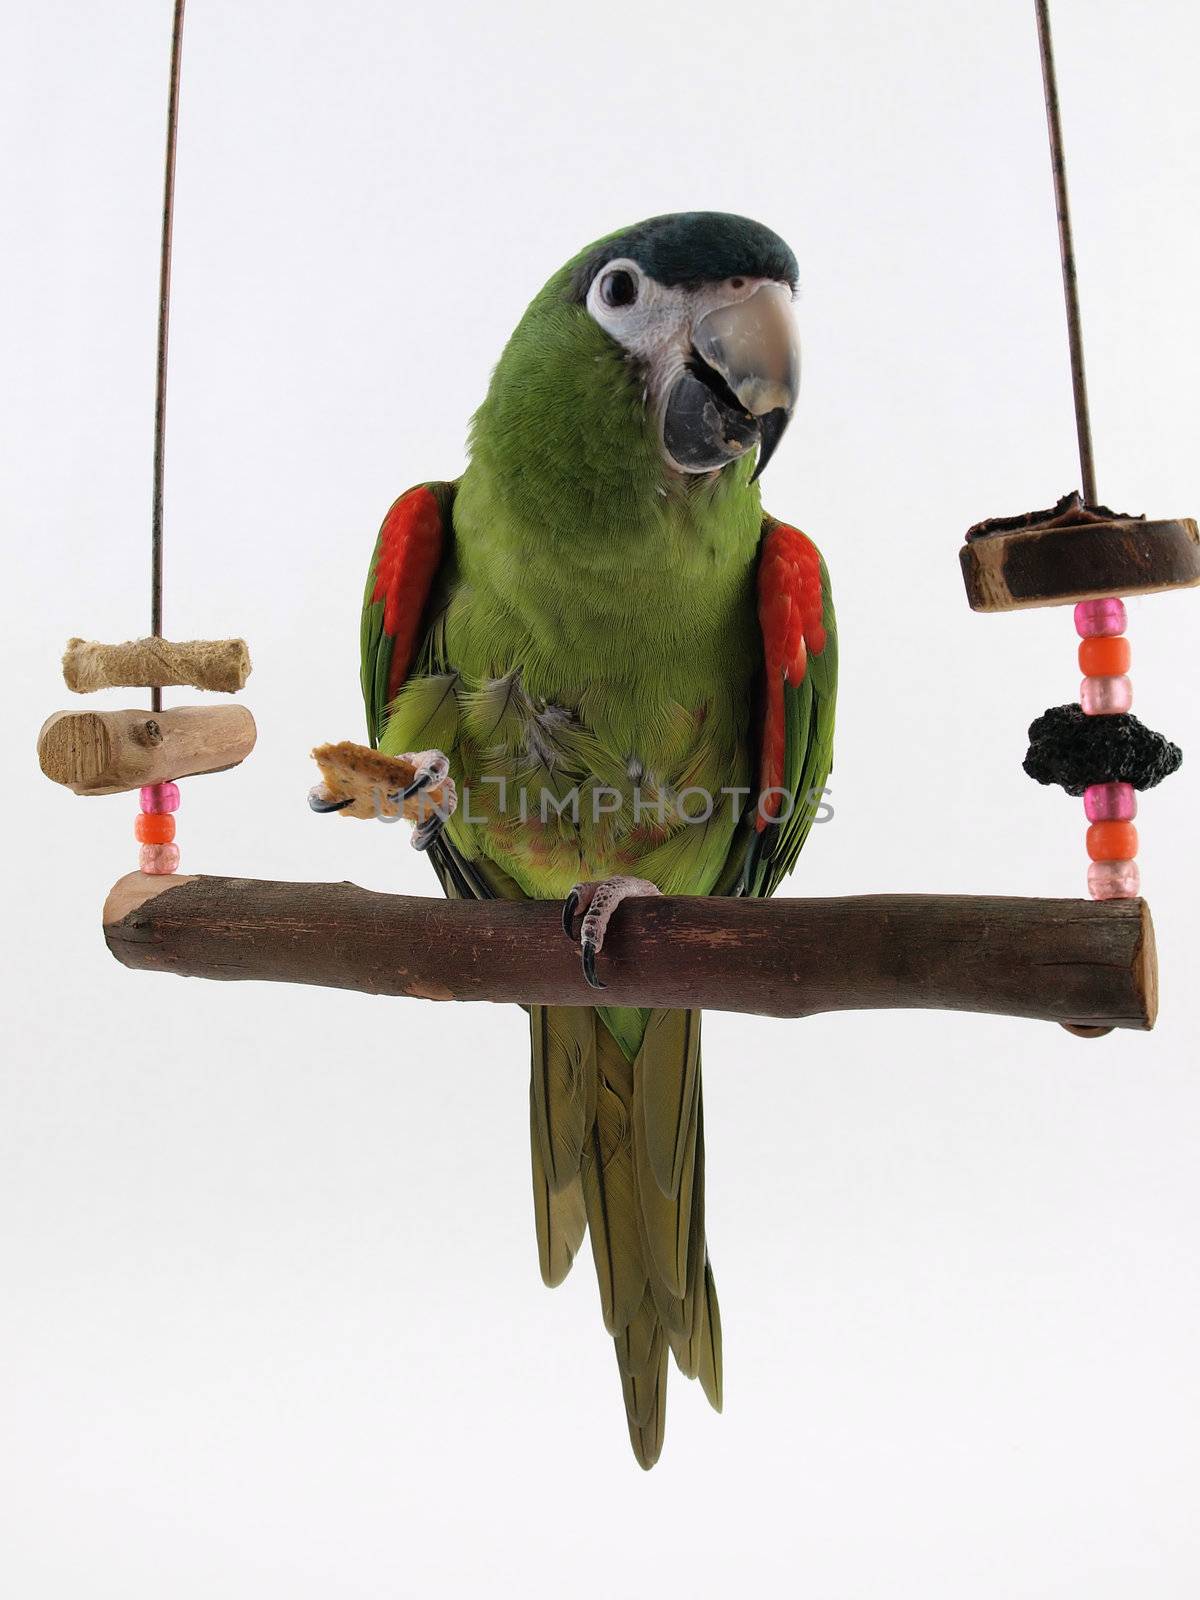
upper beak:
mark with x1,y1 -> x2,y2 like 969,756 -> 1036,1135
691,282 -> 800,481
661,281 -> 801,481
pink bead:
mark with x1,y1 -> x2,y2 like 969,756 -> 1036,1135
1080,674 -> 1133,715
139,842 -> 180,875
1087,859 -> 1141,900
140,782 -> 180,813
1074,597 -> 1127,638
1084,782 -> 1137,822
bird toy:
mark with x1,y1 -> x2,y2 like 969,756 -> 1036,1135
37,0 -> 257,852
958,1 -> 1195,1030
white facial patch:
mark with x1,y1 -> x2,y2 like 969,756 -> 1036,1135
586,266 -> 786,398
584,261 -> 798,467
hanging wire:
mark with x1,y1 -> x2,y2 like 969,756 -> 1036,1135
1034,0 -> 1098,507
150,0 -> 186,712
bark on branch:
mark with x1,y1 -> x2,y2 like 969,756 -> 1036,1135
102,873 -> 1157,1031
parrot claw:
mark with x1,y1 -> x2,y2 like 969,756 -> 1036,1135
580,935 -> 605,991
405,772 -> 456,851
308,783 -> 354,814
411,810 -> 448,852
396,751 -> 452,803
562,876 -> 661,991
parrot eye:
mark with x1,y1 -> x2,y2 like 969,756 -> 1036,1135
599,268 -> 638,309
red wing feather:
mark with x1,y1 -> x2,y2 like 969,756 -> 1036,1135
755,522 -> 828,827
371,485 -> 445,706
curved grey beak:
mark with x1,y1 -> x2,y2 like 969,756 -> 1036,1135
661,282 -> 800,481
692,282 -> 800,481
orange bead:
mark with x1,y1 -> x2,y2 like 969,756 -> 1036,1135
1078,635 -> 1131,676
1086,820 -> 1138,862
135,811 -> 176,845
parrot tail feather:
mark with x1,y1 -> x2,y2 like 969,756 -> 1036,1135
528,1004 -> 721,1470
529,1084 -> 587,1287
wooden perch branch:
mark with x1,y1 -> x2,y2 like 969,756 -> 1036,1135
103,874 -> 1157,1031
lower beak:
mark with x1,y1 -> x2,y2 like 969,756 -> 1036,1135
751,406 -> 791,483
661,282 -> 800,481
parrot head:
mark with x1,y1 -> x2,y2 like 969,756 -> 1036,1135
570,211 -> 800,480
473,212 -> 801,497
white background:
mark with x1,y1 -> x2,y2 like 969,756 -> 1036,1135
3,1 -> 1198,1593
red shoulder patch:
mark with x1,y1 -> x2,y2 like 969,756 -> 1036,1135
371,486 -> 444,705
756,523 -> 827,828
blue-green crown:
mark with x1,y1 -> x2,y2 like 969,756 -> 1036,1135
569,211 -> 798,301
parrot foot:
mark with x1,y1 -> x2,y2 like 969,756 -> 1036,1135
561,875 -> 661,991
307,744 -> 455,845
391,750 -> 457,852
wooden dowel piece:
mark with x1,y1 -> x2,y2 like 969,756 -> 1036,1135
102,875 -> 1157,1032
62,636 -> 251,693
39,705 -> 256,795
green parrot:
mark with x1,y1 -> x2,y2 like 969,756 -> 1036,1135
318,212 -> 837,1468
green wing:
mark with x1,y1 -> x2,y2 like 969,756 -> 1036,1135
358,479 -> 521,904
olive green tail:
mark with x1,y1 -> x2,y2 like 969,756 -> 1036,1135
529,1004 -> 722,1470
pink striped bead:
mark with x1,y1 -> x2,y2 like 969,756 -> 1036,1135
1087,859 -> 1141,900
1084,782 -> 1137,822
1074,597 -> 1127,638
1080,674 -> 1133,715
139,842 -> 180,875
140,781 -> 180,813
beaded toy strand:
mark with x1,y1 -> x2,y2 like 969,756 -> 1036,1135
1075,598 -> 1139,899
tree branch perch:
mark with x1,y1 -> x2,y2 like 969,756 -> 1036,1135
102,874 -> 1157,1031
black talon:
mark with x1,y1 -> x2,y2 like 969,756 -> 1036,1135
412,814 -> 445,852
581,937 -> 606,991
400,765 -> 441,802
308,791 -> 354,814
562,888 -> 581,940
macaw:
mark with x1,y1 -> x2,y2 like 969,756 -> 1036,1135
324,212 -> 837,1468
